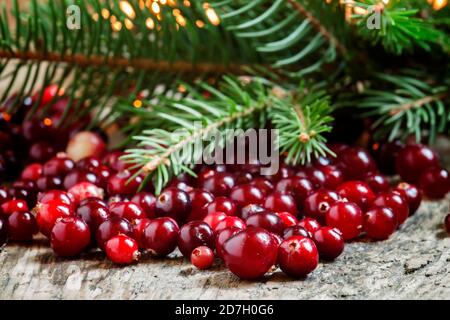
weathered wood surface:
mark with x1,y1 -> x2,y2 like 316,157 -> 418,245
0,197 -> 449,300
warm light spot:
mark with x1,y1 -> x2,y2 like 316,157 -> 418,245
382,0 -> 389,4
176,15 -> 186,27
92,13 -> 99,21
173,9 -> 181,16
1,112 -> 11,122
110,15 -> 117,23
183,0 -> 191,7
167,0 -> 177,6
124,18 -> 134,29
431,0 -> 447,10
43,118 -> 53,127
112,21 -> 123,31
160,0 -> 167,4
178,84 -> 187,93
119,1 -> 136,19
146,17 -> 155,29
203,4 -> 220,26
139,0 -> 145,10
101,9 -> 110,19
372,143 -> 380,151
195,20 -> 205,28
151,2 -> 161,14
354,6 -> 368,15
58,88 -> 65,96
133,100 -> 143,108
156,13 -> 162,21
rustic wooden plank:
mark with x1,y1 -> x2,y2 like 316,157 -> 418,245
0,198 -> 448,300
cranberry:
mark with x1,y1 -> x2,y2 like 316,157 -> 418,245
371,192 -> 409,226
394,182 -> 422,215
230,184 -> 264,209
22,119 -> 50,141
338,147 -> 377,180
105,235 -> 140,265
7,211 -> 38,241
298,217 -> 321,235
168,179 -> 194,192
177,221 -> 214,258
36,200 -> 73,237
0,187 -> 9,205
109,201 -> 145,222
38,190 -> 73,207
1,199 -> 29,216
76,198 -> 109,232
21,163 -> 43,181
186,189 -> 214,221
325,201 -> 363,240
303,189 -> 339,223
36,175 -> 63,191
283,225 -> 310,239
214,216 -> 246,232
445,214 -> 450,233
130,192 -> 156,219
95,217 -> 134,250
275,177 -> 314,205
203,197 -> 237,216
203,211 -> 227,230
235,171 -> 253,185
199,172 -> 236,197
132,218 -> 151,249
107,170 -> 143,196
50,217 -> 91,257
240,204 -> 266,220
263,192 -> 298,215
66,131 -> 107,162
278,236 -> 318,278
396,144 -> 440,183
245,212 -> 283,235
77,156 -> 101,170
43,155 -> 75,176
191,246 -> 215,270
336,181 -> 375,211
249,178 -> 274,195
68,182 -> 104,204
63,169 -> 98,189
143,217 -> 179,257
275,211 -> 298,229
29,141 -> 56,162
312,227 -> 344,260
419,167 -> 450,199
103,151 -> 127,172
372,139 -> 404,175
155,187 -> 191,224
267,165 -> 293,183
215,227 -> 241,259
364,206 -> 397,240
222,227 -> 278,280
365,173 -> 390,193
307,166 -> 343,189
91,165 -> 112,189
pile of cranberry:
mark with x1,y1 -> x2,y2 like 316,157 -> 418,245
0,131 -> 449,280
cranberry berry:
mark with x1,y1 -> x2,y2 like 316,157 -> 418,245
364,206 -> 397,240
203,197 -> 236,217
230,184 -> 264,209
283,225 -> 310,240
191,246 -> 215,270
396,143 -> 439,183
21,163 -> 43,181
337,181 -> 375,211
275,177 -> 314,206
132,218 -> 151,249
36,200 -> 73,237
95,217 -> 134,250
245,212 -> 284,235
394,182 -> 422,215
68,182 -> 104,204
214,216 -> 246,232
338,147 -> 377,180
1,199 -> 29,216
199,172 -> 236,197
263,192 -> 298,215
325,201 -> 363,240
75,198 -> 109,232
278,236 -> 319,278
43,155 -> 75,177
38,190 -> 74,207
203,211 -> 227,230
7,211 -> 38,241
419,167 -> 450,199
275,211 -> 298,229
105,234 -> 140,265
63,169 -> 98,189
371,192 -> 409,226
298,217 -> 321,236
365,173 -> 390,194
155,187 -> 191,224
177,221 -> 214,258
50,217 -> 91,257
240,204 -> 266,220
143,217 -> 180,257
215,227 -> 241,259
186,189 -> 215,221
312,227 -> 344,260
107,170 -> 143,196
109,201 -> 145,222
303,189 -> 339,223
130,192 -> 156,219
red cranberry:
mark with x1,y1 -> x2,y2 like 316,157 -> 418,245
132,218 -> 151,249
312,227 -> 344,260
336,181 -> 375,211
107,170 -> 143,196
36,200 -> 73,237
303,189 -> 339,223
235,171 -> 253,185
263,192 -> 298,215
191,246 -> 215,270
364,206 -> 397,240
278,236 -> 318,278
394,182 -> 422,215
36,175 -> 63,191
68,182 -> 104,204
283,225 -> 310,239
7,211 -> 38,241
186,189 -> 215,221
325,201 -> 363,240
267,165 -> 293,183
155,187 -> 191,224
50,217 -> 91,257
76,198 -> 109,232
177,221 -> 214,258
203,197 -> 237,216
63,169 -> 98,189
203,211 -> 227,230
109,201 -> 145,222
240,204 -> 266,220
298,217 -> 321,235
419,167 -> 450,199
249,178 -> 274,195
103,151 -> 127,172
214,216 -> 246,232
199,172 -> 236,197
0,219 -> 6,246
371,192 -> 409,226
371,139 -> 404,175
22,119 -> 50,141
66,131 -> 106,162
230,184 -> 264,209
143,217 -> 179,257
91,165 -> 112,189
338,147 -> 377,180
245,212 -> 284,235
275,177 -> 314,205
1,199 -> 29,216
396,144 -> 439,183
445,214 -> 450,233
38,190 -> 73,207
77,156 -> 101,170
0,187 -> 9,205
275,211 -> 298,229
365,173 -> 391,193
95,217 -> 134,250
21,163 -> 43,181
222,227 -> 278,280
168,179 -> 194,192
105,234 -> 140,265
29,141 -> 56,162
43,155 -> 75,176
215,227 -> 241,259
131,192 -> 156,219
317,165 -> 344,189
